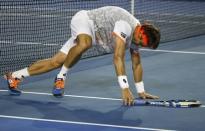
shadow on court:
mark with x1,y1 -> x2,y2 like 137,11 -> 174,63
1,35 -> 205,131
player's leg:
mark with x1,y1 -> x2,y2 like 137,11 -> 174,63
52,10 -> 94,97
28,52 -> 66,76
53,34 -> 92,97
4,49 -> 67,95
64,34 -> 92,68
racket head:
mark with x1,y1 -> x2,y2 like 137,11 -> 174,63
134,99 -> 202,108
168,100 -> 202,107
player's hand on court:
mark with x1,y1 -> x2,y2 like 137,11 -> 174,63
138,92 -> 159,99
121,88 -> 134,106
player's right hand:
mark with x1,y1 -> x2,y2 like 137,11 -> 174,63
138,92 -> 159,99
121,88 -> 134,106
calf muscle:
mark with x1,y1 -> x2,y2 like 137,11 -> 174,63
28,52 -> 66,76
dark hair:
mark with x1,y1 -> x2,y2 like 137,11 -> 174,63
141,23 -> 161,49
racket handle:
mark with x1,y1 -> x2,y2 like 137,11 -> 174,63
134,99 -> 149,105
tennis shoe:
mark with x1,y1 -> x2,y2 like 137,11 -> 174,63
4,72 -> 22,96
52,77 -> 65,97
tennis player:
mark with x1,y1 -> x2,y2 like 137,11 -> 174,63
4,6 -> 160,106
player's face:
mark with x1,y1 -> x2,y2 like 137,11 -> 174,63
134,29 -> 148,46
133,27 -> 153,49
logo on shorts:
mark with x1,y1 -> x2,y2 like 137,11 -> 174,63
121,32 -> 127,39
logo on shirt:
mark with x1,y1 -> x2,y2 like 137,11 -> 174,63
120,32 -> 127,39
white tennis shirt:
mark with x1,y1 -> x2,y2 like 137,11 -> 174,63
60,6 -> 140,55
87,6 -> 140,52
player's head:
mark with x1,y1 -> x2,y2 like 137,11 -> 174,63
133,23 -> 160,49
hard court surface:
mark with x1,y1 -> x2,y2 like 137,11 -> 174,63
0,35 -> 205,131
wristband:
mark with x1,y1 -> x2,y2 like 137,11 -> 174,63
118,75 -> 129,89
135,81 -> 145,93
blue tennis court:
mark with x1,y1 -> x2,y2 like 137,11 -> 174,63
1,35 -> 205,131
1,0 -> 205,131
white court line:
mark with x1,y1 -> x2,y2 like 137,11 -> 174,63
0,40 -> 59,46
0,12 -> 72,18
1,40 -> 205,54
0,89 -> 121,101
1,40 -> 205,55
1,6 -> 79,12
140,49 -> 205,55
0,115 -> 175,131
0,89 -> 177,131
0,89 -> 204,108
138,12 -> 205,18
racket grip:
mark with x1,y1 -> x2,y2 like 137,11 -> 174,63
134,99 -> 148,105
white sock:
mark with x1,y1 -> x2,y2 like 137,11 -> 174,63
57,65 -> 69,80
12,67 -> 30,79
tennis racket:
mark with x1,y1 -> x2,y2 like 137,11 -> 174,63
134,99 -> 201,108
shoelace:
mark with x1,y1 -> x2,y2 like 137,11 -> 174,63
55,79 -> 64,89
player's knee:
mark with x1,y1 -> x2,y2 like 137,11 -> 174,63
76,34 -> 92,51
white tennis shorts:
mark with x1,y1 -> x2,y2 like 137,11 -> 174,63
60,10 -> 95,54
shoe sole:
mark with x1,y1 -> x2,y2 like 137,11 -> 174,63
9,90 -> 21,96
53,94 -> 64,98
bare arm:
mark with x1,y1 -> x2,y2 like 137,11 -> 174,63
130,49 -> 143,83
113,35 -> 126,77
130,49 -> 159,99
113,35 -> 134,106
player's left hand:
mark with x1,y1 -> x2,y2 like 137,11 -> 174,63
138,92 -> 159,99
